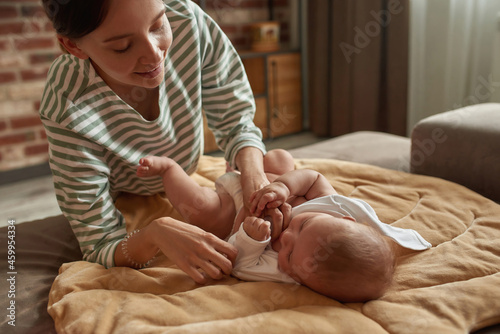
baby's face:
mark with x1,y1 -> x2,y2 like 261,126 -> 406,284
274,212 -> 356,284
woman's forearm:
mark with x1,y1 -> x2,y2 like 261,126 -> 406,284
235,146 -> 267,207
235,146 -> 265,175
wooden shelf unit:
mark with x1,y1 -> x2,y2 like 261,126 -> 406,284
203,50 -> 303,153
199,0 -> 307,153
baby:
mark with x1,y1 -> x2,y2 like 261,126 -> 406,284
137,150 -> 431,302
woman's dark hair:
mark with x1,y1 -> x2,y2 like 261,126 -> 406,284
42,0 -> 110,39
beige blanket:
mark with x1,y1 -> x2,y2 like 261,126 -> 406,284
48,156 -> 500,333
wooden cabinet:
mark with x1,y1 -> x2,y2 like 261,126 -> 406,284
203,51 -> 303,153
266,53 -> 303,137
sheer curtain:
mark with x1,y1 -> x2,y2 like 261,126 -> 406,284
408,0 -> 500,132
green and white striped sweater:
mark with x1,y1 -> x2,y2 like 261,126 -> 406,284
39,0 -> 265,268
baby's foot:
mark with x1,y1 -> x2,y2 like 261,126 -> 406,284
136,156 -> 169,177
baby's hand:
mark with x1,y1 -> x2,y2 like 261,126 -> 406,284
242,217 -> 271,241
250,181 -> 289,217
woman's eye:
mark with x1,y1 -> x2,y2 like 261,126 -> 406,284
152,23 -> 164,33
114,45 -> 131,54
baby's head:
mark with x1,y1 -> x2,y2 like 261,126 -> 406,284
274,212 -> 395,302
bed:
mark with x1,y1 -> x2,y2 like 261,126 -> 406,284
1,104 -> 499,333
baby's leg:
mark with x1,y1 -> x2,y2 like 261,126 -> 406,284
137,156 -> 235,239
263,149 -> 295,182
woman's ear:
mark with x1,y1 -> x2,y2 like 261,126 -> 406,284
57,35 -> 89,59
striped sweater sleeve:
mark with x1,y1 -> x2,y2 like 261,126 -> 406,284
39,57 -> 126,268
191,2 -> 267,167
42,116 -> 126,268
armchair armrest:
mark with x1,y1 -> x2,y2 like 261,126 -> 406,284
410,103 -> 500,202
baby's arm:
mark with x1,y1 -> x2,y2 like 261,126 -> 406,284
251,169 -> 336,216
228,218 -> 271,272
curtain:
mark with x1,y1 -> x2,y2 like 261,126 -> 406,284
307,0 -> 410,137
408,0 -> 500,132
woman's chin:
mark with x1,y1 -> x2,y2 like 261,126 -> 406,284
134,68 -> 164,88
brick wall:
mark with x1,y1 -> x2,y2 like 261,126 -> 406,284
0,0 -> 292,173
0,0 -> 60,172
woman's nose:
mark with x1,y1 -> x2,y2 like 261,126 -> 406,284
139,38 -> 162,66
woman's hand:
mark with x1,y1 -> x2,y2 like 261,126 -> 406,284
240,171 -> 269,209
234,147 -> 268,209
147,217 -> 238,284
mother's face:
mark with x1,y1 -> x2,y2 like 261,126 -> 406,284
60,0 -> 172,92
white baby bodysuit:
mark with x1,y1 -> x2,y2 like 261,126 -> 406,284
228,194 -> 432,284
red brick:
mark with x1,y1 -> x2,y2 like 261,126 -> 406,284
0,132 -> 33,146
0,121 -> 7,131
0,6 -> 19,19
0,71 -> 17,84
44,21 -> 55,32
29,52 -> 59,65
13,20 -> 45,36
21,4 -> 45,17
0,40 -> 9,51
0,22 -> 24,35
14,36 -> 54,50
25,143 -> 48,156
11,115 -> 42,129
39,129 -> 47,139
20,67 -> 49,81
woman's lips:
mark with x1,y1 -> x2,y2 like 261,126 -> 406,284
135,62 -> 163,79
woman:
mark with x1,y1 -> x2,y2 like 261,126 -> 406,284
40,0 -> 270,284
